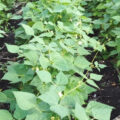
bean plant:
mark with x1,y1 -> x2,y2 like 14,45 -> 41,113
0,0 -> 114,120
83,0 -> 120,67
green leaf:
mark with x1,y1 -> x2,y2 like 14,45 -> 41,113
74,103 -> 88,120
50,52 -> 70,71
2,67 -> 20,83
56,72 -> 68,85
74,56 -> 90,69
0,92 -> 8,103
6,44 -> 19,53
30,76 -> 41,88
14,105 -> 27,120
0,34 -> 4,38
40,31 -> 54,37
22,24 -> 34,36
23,51 -> 39,65
39,55 -> 50,69
112,16 -> 120,22
106,41 -> 117,47
86,80 -> 99,88
26,112 -> 51,120
2,63 -> 34,83
11,15 -> 22,20
50,104 -> 69,118
90,73 -> 102,81
59,0 -> 71,4
32,21 -> 44,31
30,36 -> 44,44
86,101 -> 113,120
0,3 -> 6,10
36,70 -> 52,83
0,30 -> 5,34
13,91 -> 36,110
0,110 -> 13,120
39,87 -> 59,105
77,47 -> 90,55
53,5 -> 65,13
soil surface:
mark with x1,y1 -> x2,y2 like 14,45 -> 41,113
88,61 -> 120,120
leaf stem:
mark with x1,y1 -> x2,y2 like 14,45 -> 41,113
60,50 -> 99,100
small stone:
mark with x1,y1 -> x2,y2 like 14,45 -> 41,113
113,115 -> 120,120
